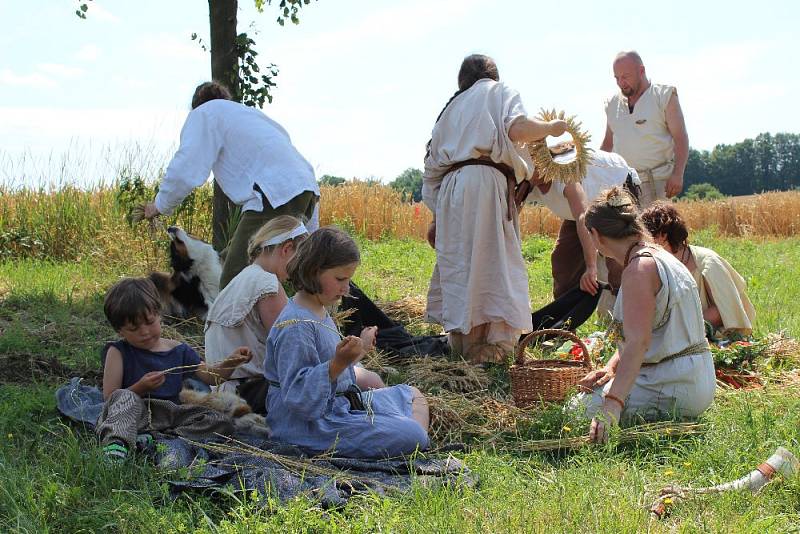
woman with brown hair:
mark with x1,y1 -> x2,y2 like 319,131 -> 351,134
572,187 -> 715,443
423,54 -> 567,364
640,201 -> 755,336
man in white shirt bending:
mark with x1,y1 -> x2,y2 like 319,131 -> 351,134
143,81 -> 319,289
528,148 -> 640,300
600,51 -> 689,206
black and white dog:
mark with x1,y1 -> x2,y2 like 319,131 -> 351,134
148,226 -> 221,321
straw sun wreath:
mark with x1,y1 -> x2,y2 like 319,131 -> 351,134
527,109 -> 592,185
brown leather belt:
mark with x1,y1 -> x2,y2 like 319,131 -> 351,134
445,158 -> 517,221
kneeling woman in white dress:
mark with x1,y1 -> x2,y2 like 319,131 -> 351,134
570,187 -> 716,443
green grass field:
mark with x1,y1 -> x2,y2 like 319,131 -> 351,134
1,233 -> 799,533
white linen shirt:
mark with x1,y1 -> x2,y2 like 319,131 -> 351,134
529,150 -> 639,220
154,99 -> 319,216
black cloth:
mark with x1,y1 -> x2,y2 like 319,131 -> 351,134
236,377 -> 269,415
339,283 -> 450,359
521,284 -> 609,342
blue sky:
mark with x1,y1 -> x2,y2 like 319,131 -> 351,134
1,0 -> 798,186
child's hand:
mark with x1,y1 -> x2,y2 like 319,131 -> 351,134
329,336 -> 365,380
549,119 -> 568,137
134,371 -> 166,393
335,336 -> 364,365
225,346 -> 253,367
360,326 -> 377,351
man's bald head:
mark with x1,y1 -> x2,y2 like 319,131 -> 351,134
613,51 -> 647,98
614,51 -> 644,67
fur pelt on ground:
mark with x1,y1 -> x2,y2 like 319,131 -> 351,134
179,388 -> 270,437
148,226 -> 221,321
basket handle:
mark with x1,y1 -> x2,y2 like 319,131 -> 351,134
515,328 -> 591,367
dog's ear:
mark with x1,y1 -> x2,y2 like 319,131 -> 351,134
170,239 -> 194,272
149,271 -> 175,294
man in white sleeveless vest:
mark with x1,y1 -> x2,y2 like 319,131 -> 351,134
600,51 -> 689,207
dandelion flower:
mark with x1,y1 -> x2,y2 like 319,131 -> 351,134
562,426 -> 572,432
663,497 -> 674,505
664,469 -> 675,476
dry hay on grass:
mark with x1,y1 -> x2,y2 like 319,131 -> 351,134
360,349 -> 395,377
378,296 -> 427,325
404,357 -> 490,394
427,392 -> 526,444
762,332 -> 800,366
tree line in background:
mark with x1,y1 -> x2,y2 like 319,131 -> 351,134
321,132 -> 800,203
684,132 -> 800,198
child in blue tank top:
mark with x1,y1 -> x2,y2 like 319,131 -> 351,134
98,277 -> 252,462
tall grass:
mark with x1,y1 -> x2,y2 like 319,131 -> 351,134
3,177 -> 800,263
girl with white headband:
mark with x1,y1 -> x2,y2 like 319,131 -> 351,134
204,215 -> 309,410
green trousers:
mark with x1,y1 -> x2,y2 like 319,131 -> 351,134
219,190 -> 317,289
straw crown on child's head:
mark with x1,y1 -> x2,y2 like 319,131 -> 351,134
287,227 -> 360,294
104,278 -> 161,331
247,215 -> 308,263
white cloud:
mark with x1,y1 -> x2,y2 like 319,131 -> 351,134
111,75 -> 155,91
652,40 -> 789,148
86,4 -> 120,23
270,0 -> 481,64
74,44 -> 102,62
38,63 -> 85,79
137,33 -> 207,63
0,107 -> 185,187
0,69 -> 57,89
0,106 -> 185,143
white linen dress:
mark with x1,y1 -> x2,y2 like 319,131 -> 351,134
422,79 -> 535,348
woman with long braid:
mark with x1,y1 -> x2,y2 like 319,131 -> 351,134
423,54 -> 567,363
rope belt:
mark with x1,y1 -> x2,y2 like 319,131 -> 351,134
445,158 -> 517,221
635,160 -> 672,182
640,341 -> 710,367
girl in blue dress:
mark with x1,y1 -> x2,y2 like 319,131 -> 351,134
264,227 -> 430,458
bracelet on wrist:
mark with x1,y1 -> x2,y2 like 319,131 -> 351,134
604,393 -> 625,409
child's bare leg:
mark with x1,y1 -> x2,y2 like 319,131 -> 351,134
354,366 -> 385,389
409,386 -> 429,431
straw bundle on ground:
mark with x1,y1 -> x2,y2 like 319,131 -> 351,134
427,392 -> 525,443
404,358 -> 490,394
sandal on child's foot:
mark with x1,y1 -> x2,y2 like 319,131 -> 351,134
102,442 -> 129,464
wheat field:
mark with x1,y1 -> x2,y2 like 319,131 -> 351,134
1,181 -> 799,267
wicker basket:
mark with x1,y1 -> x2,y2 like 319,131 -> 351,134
510,329 -> 592,407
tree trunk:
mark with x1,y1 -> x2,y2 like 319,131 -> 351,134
209,0 -> 239,252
